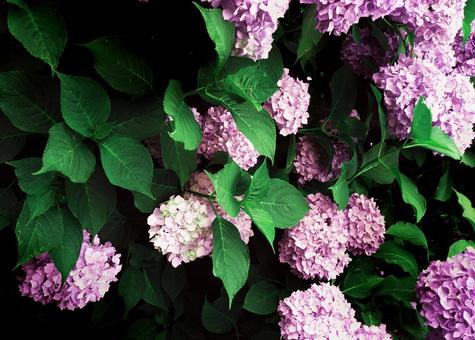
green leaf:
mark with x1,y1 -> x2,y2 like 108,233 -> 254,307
261,179 -> 308,228
160,128 -> 197,188
454,190 -> 475,231
0,71 -> 58,133
243,281 -> 279,315
133,169 -> 179,213
408,127 -> 461,160
448,239 -> 475,258
163,80 -> 202,150
461,151 -> 475,167
83,37 -> 153,96
0,114 -> 26,164
463,0 -> 475,41
142,267 -> 167,311
207,161 -> 241,218
374,276 -> 416,303
370,85 -> 387,144
242,200 -> 275,249
49,211 -> 82,282
201,297 -> 236,334
7,157 -> 55,195
328,64 -> 356,122
193,3 -> 234,74
8,4 -> 66,69
411,97 -> 432,140
111,99 -> 166,140
342,259 -> 384,299
25,190 -> 55,220
297,5 -> 322,61
373,241 -> 419,278
357,143 -> 399,185
397,173 -> 426,223
330,162 -> 350,210
66,169 -> 117,235
100,135 -> 153,197
360,304 -> 382,326
244,162 -> 270,201
125,319 -> 159,340
161,263 -> 186,301
119,266 -> 146,317
59,74 -> 111,138
386,222 -> 428,252
36,123 -> 96,183
212,217 -> 250,307
205,92 -> 276,161
433,169 -> 453,202
16,204 -> 66,265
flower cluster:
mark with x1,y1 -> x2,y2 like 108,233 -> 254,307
196,106 -> 259,170
18,230 -> 121,310
294,136 -> 351,185
278,193 -> 351,280
453,31 -> 475,77
148,172 -> 253,267
416,247 -> 475,339
278,283 -> 391,339
264,68 -> 311,136
203,0 -> 290,60
343,193 -> 385,256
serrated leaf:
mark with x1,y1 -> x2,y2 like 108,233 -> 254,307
243,281 -> 279,315
261,179 -> 308,228
212,218 -> 250,307
8,4 -> 66,69
49,211 -> 82,282
297,5 -> 322,61
245,162 -> 270,201
133,169 -> 179,213
411,97 -> 432,140
59,73 -> 111,137
433,169 -> 453,202
83,37 -> 153,96
328,64 -> 356,122
342,259 -> 383,299
7,157 -> 55,195
463,0 -> 475,41
160,128 -> 197,188
386,222 -> 428,252
99,135 -> 153,197
207,161 -> 241,218
330,162 -> 350,210
357,143 -> 399,184
373,241 -> 419,278
193,3 -> 234,74
454,190 -> 475,232
397,173 -> 426,223
448,239 -> 475,258
0,71 -> 58,133
25,190 -> 55,220
374,276 -> 416,303
242,200 -> 275,249
66,169 -> 117,235
36,123 -> 96,183
370,85 -> 387,144
163,80 -> 201,150
408,127 -> 461,160
119,266 -> 146,317
0,114 -> 27,164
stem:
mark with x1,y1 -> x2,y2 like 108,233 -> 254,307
183,87 -> 206,98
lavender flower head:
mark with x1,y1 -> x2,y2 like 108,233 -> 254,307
264,68 -> 311,136
343,193 -> 385,256
278,193 -> 351,280
203,0 -> 290,60
18,230 -> 122,310
453,24 -> 475,77
416,247 -> 475,339
356,324 -> 392,340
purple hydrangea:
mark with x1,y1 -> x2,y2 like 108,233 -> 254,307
453,31 -> 475,77
264,68 -> 311,136
294,136 -> 351,185
278,193 -> 351,280
341,27 -> 399,78
416,247 -> 475,339
18,230 -> 122,310
196,106 -> 259,170
356,324 -> 392,339
343,193 -> 385,256
203,0 -> 290,60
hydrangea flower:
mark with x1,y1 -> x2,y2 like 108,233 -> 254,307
18,230 -> 122,310
416,247 -> 475,339
278,193 -> 351,280
356,324 -> 392,340
341,27 -> 399,78
264,68 -> 311,136
203,0 -> 290,60
453,31 -> 475,77
148,172 -> 253,267
278,283 -> 362,339
343,193 -> 385,256
294,136 -> 351,185
196,106 -> 259,170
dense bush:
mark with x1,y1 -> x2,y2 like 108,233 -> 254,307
0,0 -> 474,339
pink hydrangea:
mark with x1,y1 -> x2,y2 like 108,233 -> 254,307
148,172 -> 253,267
18,230 -> 122,310
356,324 -> 392,340
278,193 -> 351,280
196,106 -> 259,170
343,193 -> 385,256
294,136 -> 351,185
416,247 -> 475,339
264,68 -> 310,136
278,283 -> 361,339
203,0 -> 290,60
453,31 -> 475,77
341,27 -> 399,78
